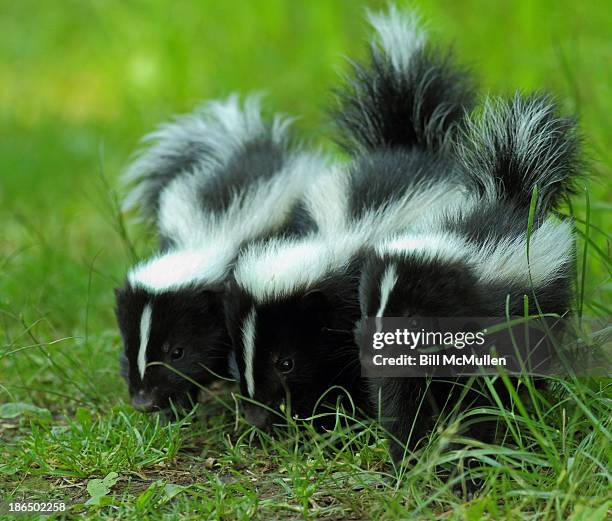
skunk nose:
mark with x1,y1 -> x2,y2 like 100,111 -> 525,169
131,391 -> 156,412
243,404 -> 273,429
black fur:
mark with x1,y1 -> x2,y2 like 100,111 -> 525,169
115,99 -> 319,415
196,138 -> 288,215
456,92 -> 583,213
357,227 -> 574,463
357,134 -> 577,465
224,144 -> 475,430
345,150 -> 465,220
335,8 -> 581,469
332,45 -> 476,154
224,258 -> 369,429
115,285 -> 230,413
128,139 -> 212,223
225,7 -> 479,431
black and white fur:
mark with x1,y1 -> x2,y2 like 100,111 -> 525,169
356,92 -> 581,464
223,7 -> 479,429
115,95 -> 329,414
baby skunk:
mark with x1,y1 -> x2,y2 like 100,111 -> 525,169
115,95 -> 328,414
224,7 -> 478,429
356,93 -> 581,463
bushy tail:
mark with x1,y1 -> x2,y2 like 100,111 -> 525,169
456,93 -> 582,212
332,4 -> 476,154
121,94 -> 293,220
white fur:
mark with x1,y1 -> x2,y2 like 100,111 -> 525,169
233,235 -> 357,303
358,179 -> 478,239
128,150 -> 329,292
367,5 -> 426,74
124,93 -> 312,293
375,264 -> 398,329
138,303 -> 153,379
242,307 -> 257,398
457,94 -> 570,200
233,178 -> 478,302
128,247 -> 234,292
473,219 -> 574,287
301,165 -> 350,234
377,218 -> 574,289
122,94 -> 292,216
157,150 -> 327,249
378,232 -> 469,264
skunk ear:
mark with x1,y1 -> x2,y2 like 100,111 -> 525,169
300,289 -> 334,326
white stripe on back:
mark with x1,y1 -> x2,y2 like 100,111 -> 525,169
242,307 -> 257,398
128,150 -> 329,294
375,219 -> 574,289
138,303 -> 153,380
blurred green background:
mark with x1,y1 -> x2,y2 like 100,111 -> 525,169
0,0 -> 609,400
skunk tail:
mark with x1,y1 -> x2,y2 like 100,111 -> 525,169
122,94 -> 293,220
456,93 -> 583,212
332,4 -> 476,154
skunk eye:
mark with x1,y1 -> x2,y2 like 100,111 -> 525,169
277,358 -> 294,374
171,348 -> 184,361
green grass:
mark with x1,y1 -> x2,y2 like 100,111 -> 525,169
0,0 -> 610,519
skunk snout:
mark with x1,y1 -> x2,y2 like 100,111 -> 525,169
131,390 -> 157,412
242,404 -> 273,430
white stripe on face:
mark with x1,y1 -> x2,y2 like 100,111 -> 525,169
242,307 -> 257,398
138,303 -> 153,380
376,264 -> 398,318
375,264 -> 398,333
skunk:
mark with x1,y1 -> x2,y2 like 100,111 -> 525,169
224,6 -> 478,429
356,93 -> 581,464
115,95 -> 329,414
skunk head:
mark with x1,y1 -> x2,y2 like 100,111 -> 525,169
359,252 -> 481,321
356,219 -> 575,340
224,287 -> 354,429
115,261 -> 230,414
225,237 -> 363,429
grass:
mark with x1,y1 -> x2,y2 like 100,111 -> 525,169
0,0 -> 610,519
